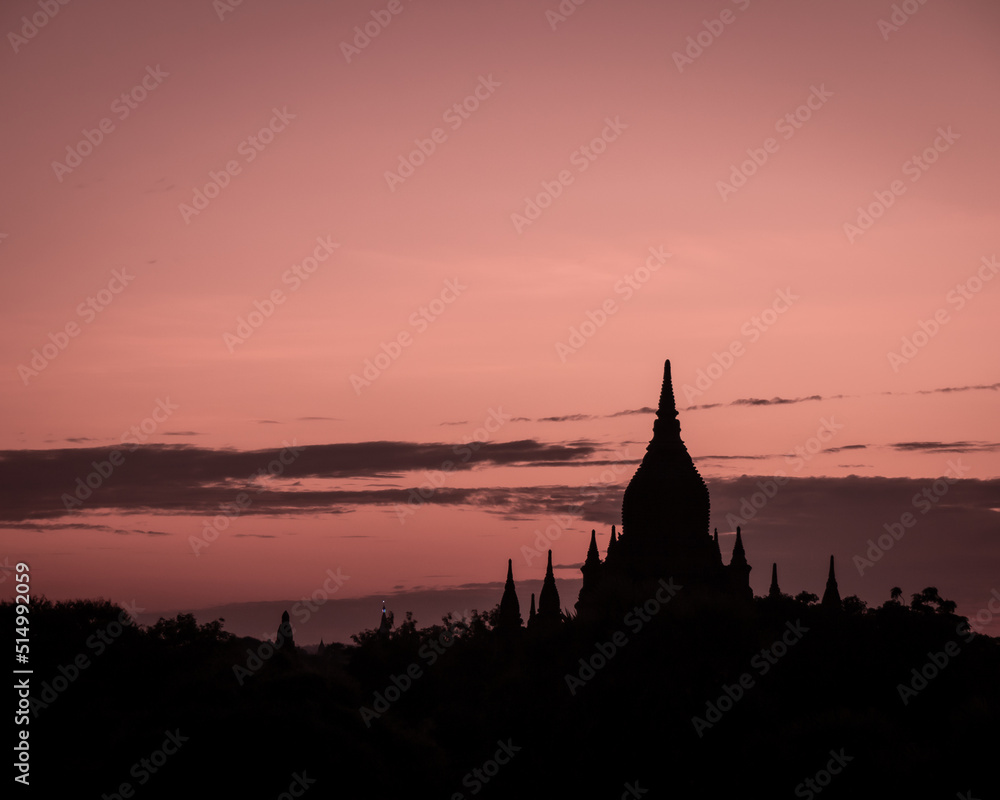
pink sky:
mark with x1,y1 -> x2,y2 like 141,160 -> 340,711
2,0 -> 998,641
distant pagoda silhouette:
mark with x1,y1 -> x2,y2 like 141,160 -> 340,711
529,550 -> 562,631
822,555 -> 842,610
497,559 -> 522,633
277,610 -> 295,651
377,601 -> 392,638
768,562 -> 782,599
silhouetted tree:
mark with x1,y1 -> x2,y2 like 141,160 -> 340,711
910,586 -> 958,615
843,595 -> 868,615
147,613 -> 231,644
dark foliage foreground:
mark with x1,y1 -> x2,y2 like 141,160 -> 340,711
7,589 -> 999,799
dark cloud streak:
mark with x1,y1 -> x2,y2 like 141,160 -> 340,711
0,440 -> 601,521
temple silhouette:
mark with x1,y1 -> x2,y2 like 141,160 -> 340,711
495,358 -> 841,624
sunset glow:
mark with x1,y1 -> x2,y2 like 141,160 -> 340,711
2,0 -> 998,643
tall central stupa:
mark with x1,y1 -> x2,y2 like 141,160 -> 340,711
576,359 -> 751,618
611,360 -> 717,581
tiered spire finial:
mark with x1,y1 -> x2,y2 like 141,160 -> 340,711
650,359 -> 682,445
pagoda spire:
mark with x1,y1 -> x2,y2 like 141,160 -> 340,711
378,601 -> 392,638
768,562 -> 781,598
713,528 -> 723,566
536,550 -> 561,624
497,558 -> 522,631
821,555 -> 842,610
658,359 -> 678,417
583,530 -> 600,572
730,526 -> 748,569
606,524 -> 617,557
650,359 -> 682,446
726,526 -> 752,602
576,530 -> 602,616
528,592 -> 536,622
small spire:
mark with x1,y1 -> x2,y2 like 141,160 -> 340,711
537,549 -> 561,622
378,600 -> 392,637
730,526 -> 748,568
768,562 -> 781,598
713,527 -> 722,565
529,592 -> 536,621
577,529 -> 603,617
498,558 -> 522,631
584,529 -> 600,565
726,526 -> 752,602
607,524 -> 618,557
822,555 -> 842,610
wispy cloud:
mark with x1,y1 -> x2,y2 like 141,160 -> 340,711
607,407 -> 656,418
4,521 -> 171,536
695,454 -> 771,461
683,382 -> 998,413
891,441 -> 1000,453
911,382 -> 1000,396
525,381 -> 998,421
